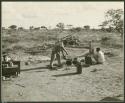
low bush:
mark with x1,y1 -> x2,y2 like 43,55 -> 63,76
101,36 -> 123,49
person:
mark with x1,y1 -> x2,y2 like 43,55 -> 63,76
94,47 -> 105,64
2,52 -> 13,67
49,39 -> 68,69
78,41 -> 95,66
72,58 -> 82,74
78,41 -> 94,57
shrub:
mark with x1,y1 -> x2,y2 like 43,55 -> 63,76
101,36 -> 123,49
70,27 -> 82,32
101,37 -> 111,42
9,25 -> 17,30
84,25 -> 90,30
2,37 -> 19,44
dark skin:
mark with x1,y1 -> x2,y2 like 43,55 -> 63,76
73,58 -> 82,74
49,40 -> 68,68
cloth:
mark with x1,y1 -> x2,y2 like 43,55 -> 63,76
52,41 -> 64,53
85,55 -> 92,65
95,51 -> 105,63
50,42 -> 63,67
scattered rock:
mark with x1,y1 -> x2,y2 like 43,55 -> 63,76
91,68 -> 97,72
91,68 -> 102,72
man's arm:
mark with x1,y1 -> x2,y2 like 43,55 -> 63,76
61,42 -> 68,55
77,50 -> 90,57
62,47 -> 68,55
78,41 -> 93,57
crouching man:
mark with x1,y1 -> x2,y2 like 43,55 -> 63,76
73,58 -> 82,74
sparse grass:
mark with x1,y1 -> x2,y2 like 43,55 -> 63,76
2,29 -> 123,57
101,36 -> 123,49
2,35 -> 20,44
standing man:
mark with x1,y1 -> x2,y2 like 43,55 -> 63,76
49,39 -> 68,69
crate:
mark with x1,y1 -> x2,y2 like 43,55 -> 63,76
2,61 -> 20,77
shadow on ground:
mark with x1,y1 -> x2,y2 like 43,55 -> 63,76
53,72 -> 78,77
100,97 -> 122,102
21,66 -> 49,72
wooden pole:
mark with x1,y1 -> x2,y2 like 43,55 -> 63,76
89,41 -> 92,54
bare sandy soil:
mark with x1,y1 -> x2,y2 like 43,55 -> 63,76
1,48 -> 124,102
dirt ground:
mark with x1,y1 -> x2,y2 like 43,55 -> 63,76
1,48 -> 124,102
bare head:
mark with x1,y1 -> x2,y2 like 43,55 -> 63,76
96,47 -> 101,52
74,57 -> 78,61
91,48 -> 94,54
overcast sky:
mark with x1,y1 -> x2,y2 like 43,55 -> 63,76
2,2 -> 124,29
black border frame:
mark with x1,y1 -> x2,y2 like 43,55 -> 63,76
0,0 -> 124,103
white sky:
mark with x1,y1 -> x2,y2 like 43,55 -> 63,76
2,2 -> 124,29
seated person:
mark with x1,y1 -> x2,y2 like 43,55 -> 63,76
78,41 -> 105,65
93,47 -> 105,64
2,52 -> 13,67
78,47 -> 95,66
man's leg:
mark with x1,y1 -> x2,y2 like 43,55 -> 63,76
50,51 -> 55,68
56,53 -> 62,67
61,51 -> 66,59
93,55 -> 98,63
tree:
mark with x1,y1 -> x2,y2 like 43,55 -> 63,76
99,21 -> 108,30
9,25 -> 17,30
84,25 -> 90,30
18,27 -> 24,30
56,22 -> 64,30
102,9 -> 124,36
29,26 -> 34,30
41,26 -> 48,30
74,27 -> 82,32
66,24 -> 73,29
34,27 -> 40,30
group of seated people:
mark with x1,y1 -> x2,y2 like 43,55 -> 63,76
79,47 -> 105,66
